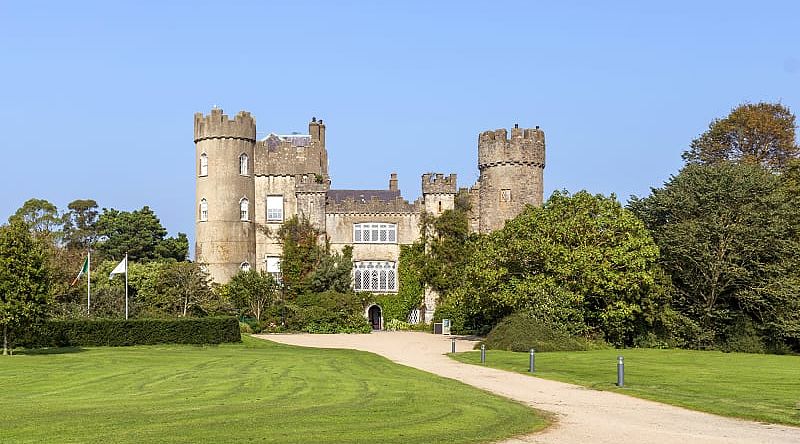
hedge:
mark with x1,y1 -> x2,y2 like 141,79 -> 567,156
18,317 -> 241,348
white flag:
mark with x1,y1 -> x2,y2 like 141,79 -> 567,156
109,256 -> 127,279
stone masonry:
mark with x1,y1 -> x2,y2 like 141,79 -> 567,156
194,109 -> 545,323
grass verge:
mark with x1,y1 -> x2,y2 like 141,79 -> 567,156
1,336 -> 545,443
450,348 -> 800,426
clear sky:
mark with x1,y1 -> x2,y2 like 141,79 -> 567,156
2,1 -> 798,252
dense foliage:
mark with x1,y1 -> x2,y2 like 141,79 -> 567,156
18,317 -> 241,348
482,312 -> 599,352
0,219 -> 51,354
285,291 -> 371,333
629,162 -> 800,352
437,191 -> 665,345
683,102 -> 799,172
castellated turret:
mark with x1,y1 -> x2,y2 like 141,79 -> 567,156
422,173 -> 457,216
476,124 -> 545,233
194,108 -> 257,283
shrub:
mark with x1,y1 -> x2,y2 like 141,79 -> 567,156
19,317 -> 241,348
385,319 -> 411,331
483,312 -> 601,352
286,291 -> 371,334
239,321 -> 254,334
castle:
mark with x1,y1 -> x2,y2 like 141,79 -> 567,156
194,108 -> 545,325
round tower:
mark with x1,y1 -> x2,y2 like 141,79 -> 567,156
194,108 -> 257,283
477,124 -> 545,233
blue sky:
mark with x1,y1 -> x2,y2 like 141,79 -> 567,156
1,1 -> 798,251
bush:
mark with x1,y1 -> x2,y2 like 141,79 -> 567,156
239,321 -> 254,334
385,319 -> 411,331
483,312 -> 601,352
19,317 -> 241,348
286,291 -> 371,334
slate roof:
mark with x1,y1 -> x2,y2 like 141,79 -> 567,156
327,189 -> 401,203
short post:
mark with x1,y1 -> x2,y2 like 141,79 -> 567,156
529,348 -> 535,373
616,355 -> 624,387
480,344 -> 486,363
451,337 -> 456,354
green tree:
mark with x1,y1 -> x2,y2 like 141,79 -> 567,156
444,191 -> 663,344
683,102 -> 799,171
275,216 -> 323,295
95,206 -> 188,262
309,245 -> 354,294
629,162 -> 800,350
225,270 -> 278,321
10,198 -> 62,240
0,219 -> 51,355
61,199 -> 100,250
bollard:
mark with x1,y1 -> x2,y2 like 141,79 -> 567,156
617,355 -> 624,387
480,344 -> 486,363
451,337 -> 456,354
529,348 -> 535,373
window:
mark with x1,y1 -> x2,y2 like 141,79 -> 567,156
353,223 -> 397,244
266,196 -> 283,222
239,153 -> 249,176
240,262 -> 251,272
199,153 -> 208,176
353,261 -> 397,292
240,197 -> 249,221
199,198 -> 208,221
266,256 -> 282,281
500,189 -> 512,203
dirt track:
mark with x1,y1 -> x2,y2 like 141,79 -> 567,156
256,332 -> 800,443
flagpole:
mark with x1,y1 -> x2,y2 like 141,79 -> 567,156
87,251 -> 91,315
124,253 -> 129,320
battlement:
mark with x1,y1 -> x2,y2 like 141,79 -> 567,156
194,108 -> 256,142
421,173 -> 457,194
477,124 -> 545,170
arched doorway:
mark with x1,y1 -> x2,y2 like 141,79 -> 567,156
367,305 -> 382,330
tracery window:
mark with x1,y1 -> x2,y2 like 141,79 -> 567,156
353,223 -> 397,244
239,153 -> 249,176
199,153 -> 208,176
199,198 -> 208,221
240,197 -> 249,221
353,261 -> 397,293
266,196 -> 283,222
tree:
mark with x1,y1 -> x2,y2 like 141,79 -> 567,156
442,191 -> 664,344
61,199 -> 100,250
226,270 -> 277,321
275,216 -> 323,295
161,262 -> 217,317
0,219 -> 51,355
629,162 -> 800,350
95,206 -> 188,262
10,198 -> 62,240
683,102 -> 799,171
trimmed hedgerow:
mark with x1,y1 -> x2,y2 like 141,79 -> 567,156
19,317 -> 241,348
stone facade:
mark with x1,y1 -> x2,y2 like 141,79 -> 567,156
194,109 -> 546,323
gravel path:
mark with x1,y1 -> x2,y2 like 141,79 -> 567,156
256,332 -> 800,444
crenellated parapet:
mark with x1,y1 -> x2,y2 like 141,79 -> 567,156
194,108 -> 256,142
477,124 -> 545,171
326,196 -> 421,214
421,173 -> 458,194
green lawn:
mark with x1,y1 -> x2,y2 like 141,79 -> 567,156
0,336 -> 545,444
451,348 -> 800,426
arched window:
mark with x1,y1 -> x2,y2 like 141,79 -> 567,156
239,153 -> 249,176
199,198 -> 208,221
353,261 -> 397,292
240,197 -> 249,221
240,262 -> 251,272
199,153 -> 208,176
